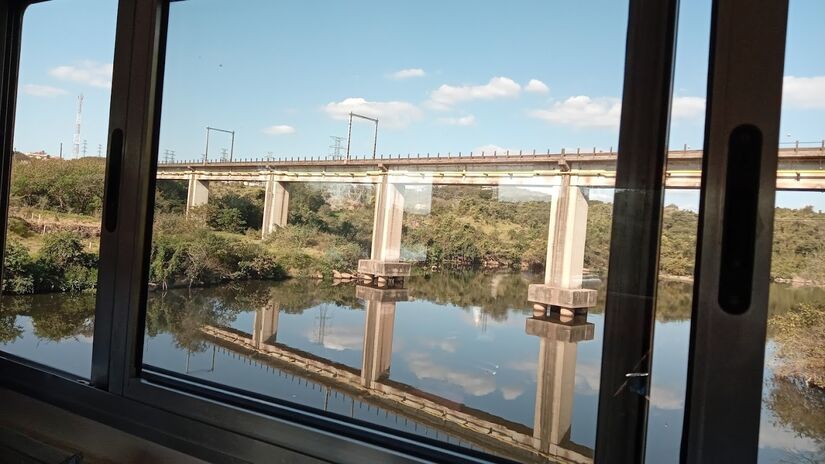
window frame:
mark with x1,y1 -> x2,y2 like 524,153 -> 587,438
0,0 -> 783,462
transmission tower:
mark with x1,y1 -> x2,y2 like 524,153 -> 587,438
163,149 -> 176,164
73,94 -> 84,158
329,136 -> 345,160
313,305 -> 333,345
98,144 -> 103,156
220,148 -> 229,162
82,139 -> 88,156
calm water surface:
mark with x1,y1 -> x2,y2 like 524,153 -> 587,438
2,272 -> 824,463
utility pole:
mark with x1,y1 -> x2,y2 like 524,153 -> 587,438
203,126 -> 235,163
345,112 -> 379,162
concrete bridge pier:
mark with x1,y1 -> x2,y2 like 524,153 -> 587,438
528,179 -> 597,316
358,285 -> 407,388
252,302 -> 280,349
358,178 -> 411,284
185,174 -> 210,216
262,176 -> 289,238
526,314 -> 595,457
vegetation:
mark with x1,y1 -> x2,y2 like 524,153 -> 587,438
766,376 -> 825,463
2,232 -> 97,295
769,302 -> 825,389
11,157 -> 106,215
4,157 -> 825,295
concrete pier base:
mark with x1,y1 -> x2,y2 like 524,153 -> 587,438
357,259 -> 412,279
527,285 -> 597,310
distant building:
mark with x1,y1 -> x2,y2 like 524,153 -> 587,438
24,150 -> 52,160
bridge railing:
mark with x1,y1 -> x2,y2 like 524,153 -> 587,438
157,140 -> 825,166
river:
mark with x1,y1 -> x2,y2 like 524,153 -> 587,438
1,271 -> 824,463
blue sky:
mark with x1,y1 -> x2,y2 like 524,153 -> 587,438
11,1 -> 825,179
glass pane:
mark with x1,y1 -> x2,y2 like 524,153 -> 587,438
644,1 -> 710,462
142,1 -> 634,461
1,0 -> 116,378
761,1 -> 825,462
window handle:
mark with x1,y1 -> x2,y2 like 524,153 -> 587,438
718,124 -> 763,314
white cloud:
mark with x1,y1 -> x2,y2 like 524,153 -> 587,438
323,97 -> 422,128
472,144 -> 513,155
649,385 -> 684,410
406,352 -> 496,396
672,96 -> 706,119
758,415 -> 819,452
49,61 -> 113,89
507,359 -> 538,381
531,94 -> 705,129
783,75 -> 825,109
390,68 -> 426,79
525,79 -> 549,94
304,325 -> 363,351
23,84 -> 67,97
262,124 -> 296,135
575,362 -> 601,393
423,336 -> 458,353
428,77 -> 521,110
500,385 -> 524,400
438,115 -> 476,126
530,96 -> 622,129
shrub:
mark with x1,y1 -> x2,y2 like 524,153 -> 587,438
2,241 -> 36,294
770,303 -> 825,388
323,241 -> 362,271
208,206 -> 246,233
149,229 -> 285,288
7,217 -> 33,238
35,232 -> 97,293
264,224 -> 319,249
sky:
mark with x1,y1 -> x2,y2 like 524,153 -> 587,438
9,0 -> 825,209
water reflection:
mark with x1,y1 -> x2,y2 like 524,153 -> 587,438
2,274 -> 824,463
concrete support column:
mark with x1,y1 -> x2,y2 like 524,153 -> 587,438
528,177 -> 597,313
252,302 -> 280,349
526,315 -> 594,454
358,285 -> 406,388
185,174 -> 210,215
358,178 -> 411,281
371,179 -> 405,261
261,177 -> 289,238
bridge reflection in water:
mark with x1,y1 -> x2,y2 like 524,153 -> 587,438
199,283 -> 595,464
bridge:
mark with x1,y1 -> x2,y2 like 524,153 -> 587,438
157,146 -> 825,191
156,145 -> 825,313
198,284 -> 596,464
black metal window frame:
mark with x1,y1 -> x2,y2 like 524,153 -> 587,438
0,0 -> 789,462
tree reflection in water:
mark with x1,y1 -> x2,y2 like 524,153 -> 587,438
1,271 -> 824,462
